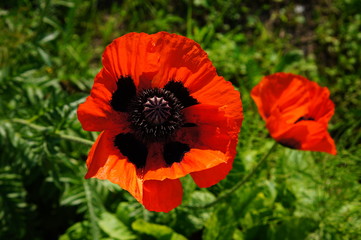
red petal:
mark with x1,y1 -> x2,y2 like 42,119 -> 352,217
77,70 -> 129,132
85,130 -> 143,202
85,131 -> 185,212
307,81 -> 335,124
141,32 -> 220,91
181,104 -> 240,152
190,161 -> 234,188
142,179 -> 183,212
141,104 -> 239,182
118,32 -> 243,124
251,73 -> 309,122
143,144 -> 228,181
267,117 -> 337,155
182,104 -> 239,187
190,77 -> 243,124
102,32 -> 161,89
186,105 -> 238,187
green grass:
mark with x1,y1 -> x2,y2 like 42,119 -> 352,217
0,0 -> 360,239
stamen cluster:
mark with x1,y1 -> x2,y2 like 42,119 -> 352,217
128,88 -> 184,141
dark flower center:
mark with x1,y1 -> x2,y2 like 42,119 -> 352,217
129,88 -> 184,141
143,96 -> 171,125
111,77 -> 199,168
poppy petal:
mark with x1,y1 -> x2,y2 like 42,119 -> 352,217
142,179 -> 183,212
184,104 -> 238,188
142,104 -> 239,182
77,69 -> 129,131
84,130 -> 143,202
180,104 -> 239,187
114,133 -> 148,169
307,81 -> 335,124
163,80 -> 198,108
163,141 -> 191,165
190,162 -> 234,188
110,76 -> 137,112
102,32 -> 161,89
143,144 -> 228,181
181,104 -> 240,153
267,113 -> 337,155
251,73 -> 309,122
190,77 -> 243,125
139,32 -> 219,91
77,70 -> 129,131
132,32 -> 242,122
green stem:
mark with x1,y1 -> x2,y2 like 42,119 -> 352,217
185,142 -> 278,209
12,118 -> 49,131
57,132 -> 94,146
12,118 -> 94,146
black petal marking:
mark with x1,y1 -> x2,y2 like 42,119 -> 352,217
294,116 -> 315,124
163,142 -> 190,165
164,80 -> 199,108
278,139 -> 301,149
183,123 -> 197,127
110,76 -> 137,112
114,133 -> 147,169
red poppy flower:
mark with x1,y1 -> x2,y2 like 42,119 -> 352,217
251,72 -> 336,155
77,32 -> 243,212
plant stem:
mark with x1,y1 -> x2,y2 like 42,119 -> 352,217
185,142 -> 278,209
12,118 -> 94,146
57,132 -> 94,146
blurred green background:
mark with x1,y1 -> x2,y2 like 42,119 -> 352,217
0,0 -> 360,239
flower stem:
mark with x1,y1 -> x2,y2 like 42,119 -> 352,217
56,132 -> 94,146
185,142 -> 278,209
12,118 -> 94,146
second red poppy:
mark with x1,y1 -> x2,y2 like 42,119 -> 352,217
251,72 -> 336,155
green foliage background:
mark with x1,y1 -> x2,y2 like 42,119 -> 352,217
1,0 -> 360,239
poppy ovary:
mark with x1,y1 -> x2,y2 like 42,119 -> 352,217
143,96 -> 172,125
129,88 -> 184,142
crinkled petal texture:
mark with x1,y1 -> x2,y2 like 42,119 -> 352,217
78,32 -> 243,212
84,130 -> 183,212
251,72 -> 336,155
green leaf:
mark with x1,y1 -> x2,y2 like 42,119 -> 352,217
116,201 -> 141,227
98,212 -> 136,240
132,219 -> 187,240
246,58 -> 262,89
203,204 -> 236,240
59,221 -> 90,240
273,51 -> 302,73
36,47 -> 52,66
188,190 -> 216,206
270,217 -> 318,240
